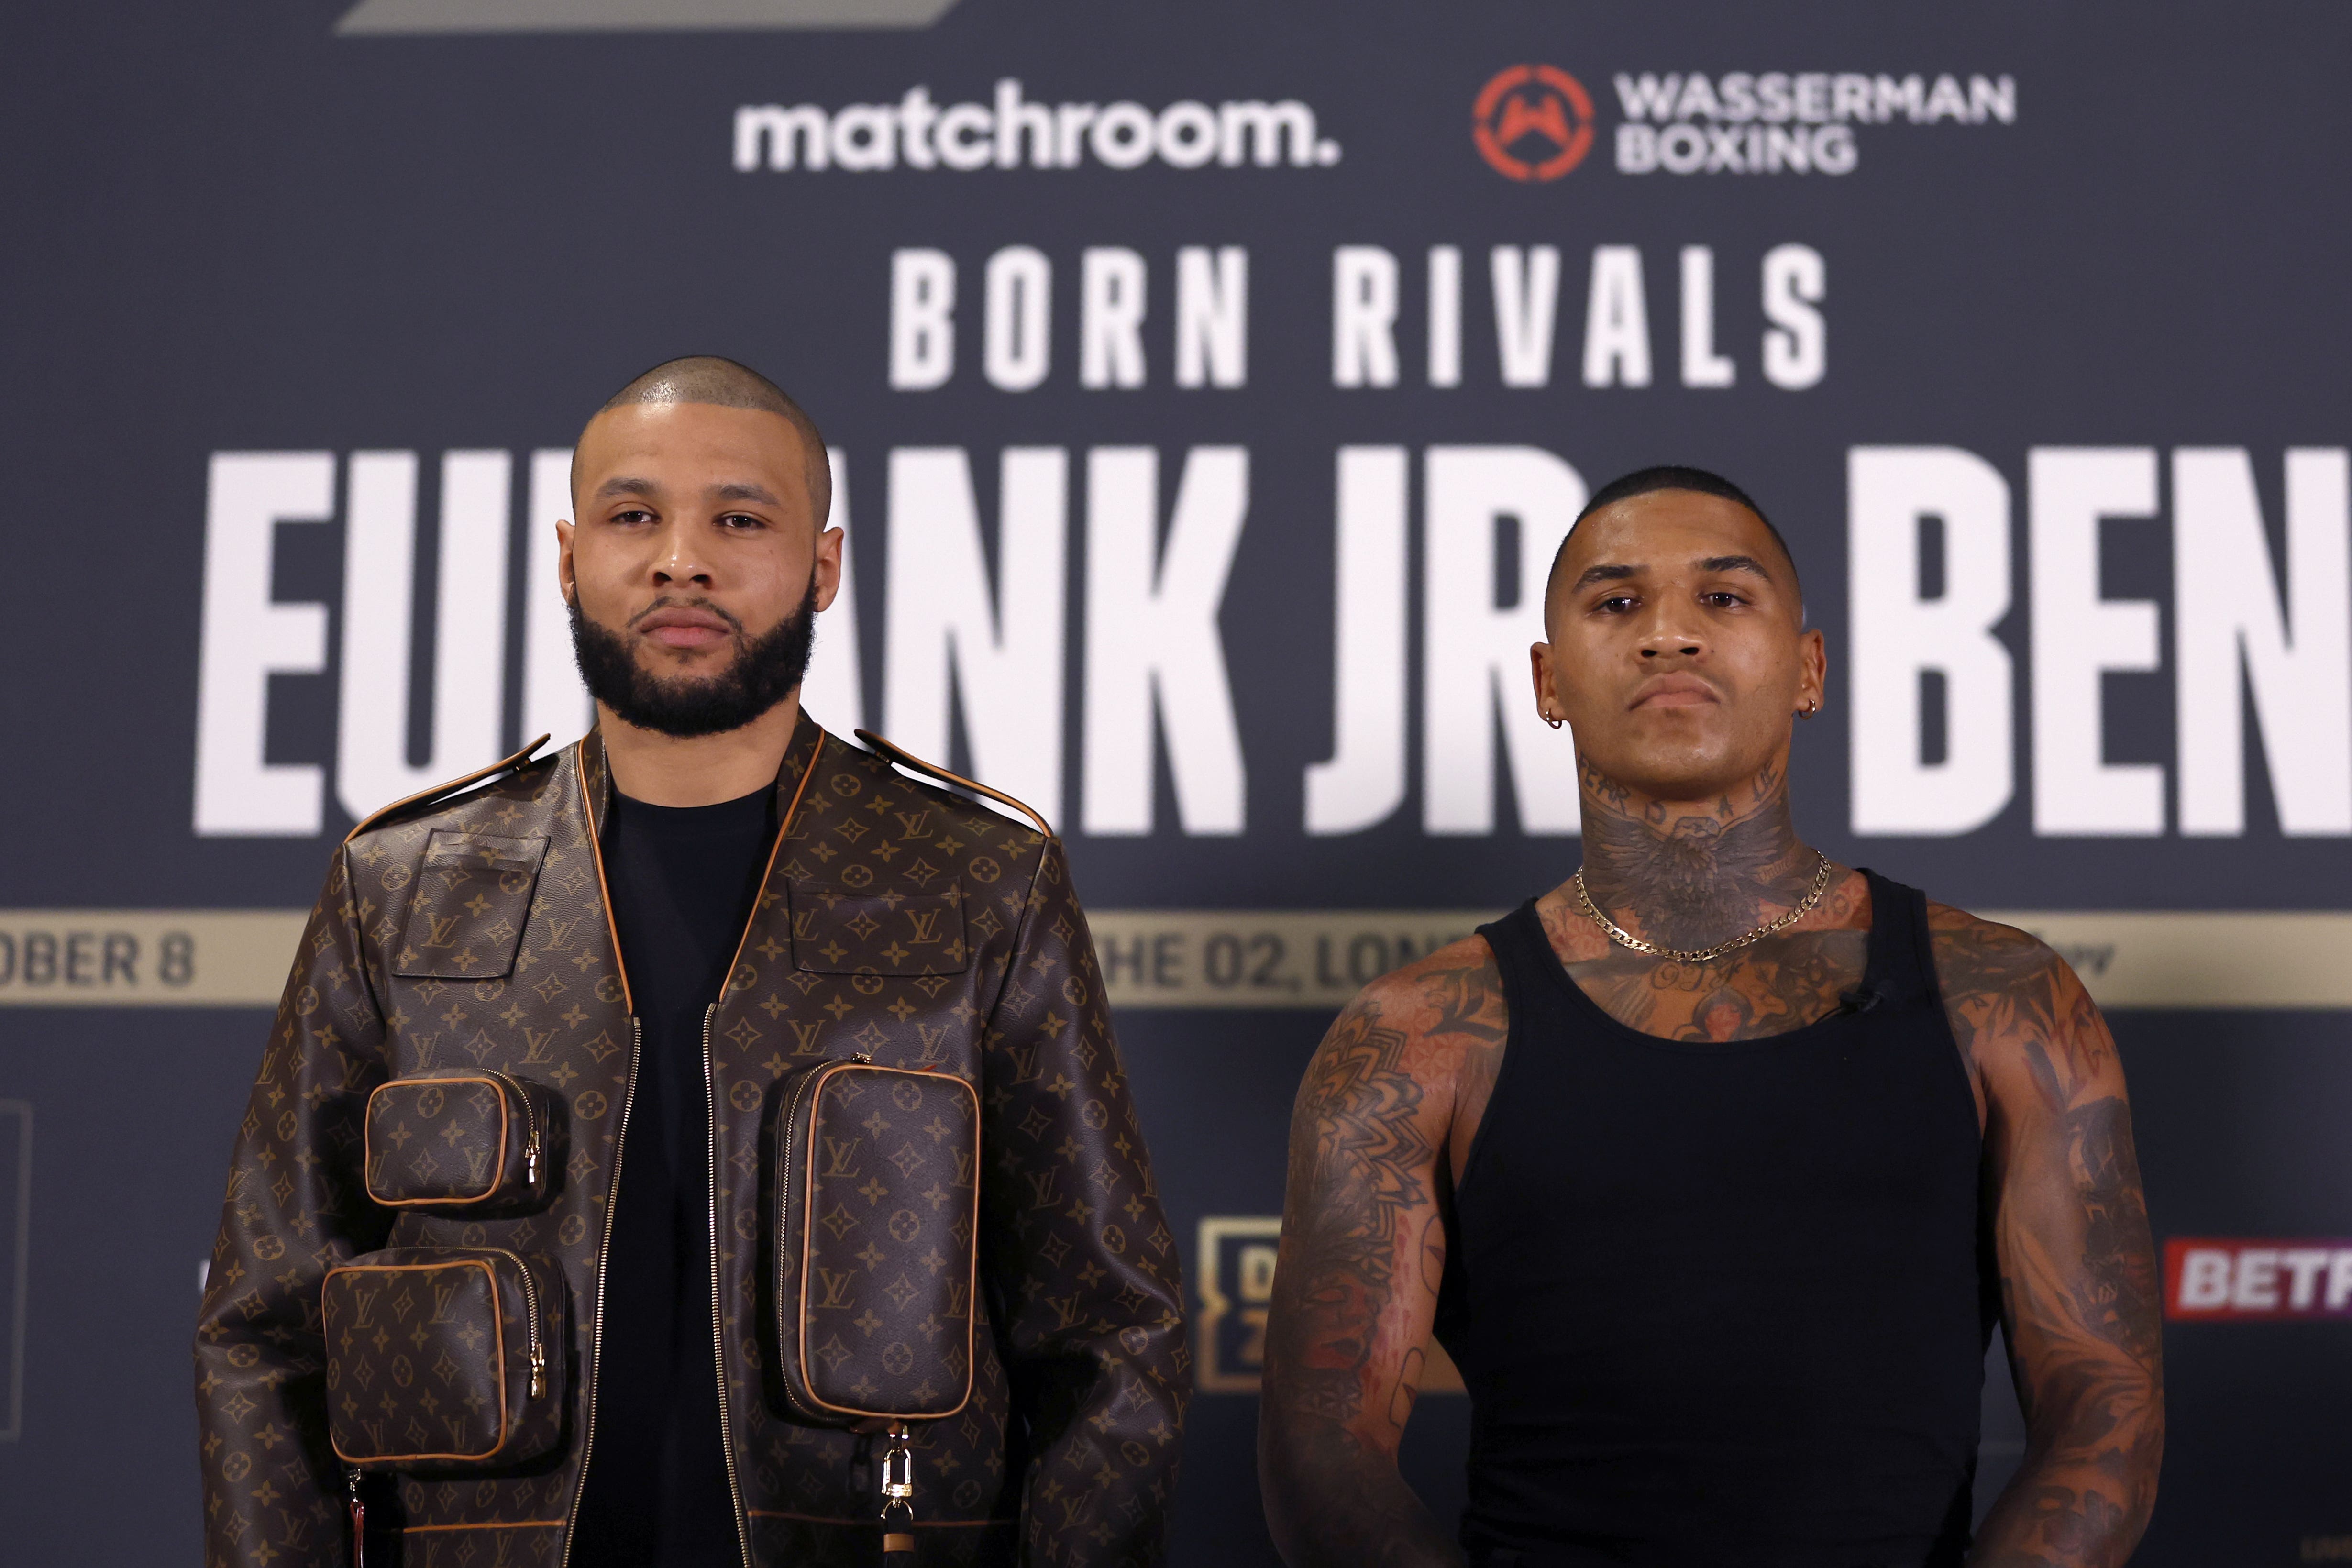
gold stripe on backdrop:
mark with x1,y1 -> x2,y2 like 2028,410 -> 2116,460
0,911 -> 309,1007
0,908 -> 2347,1009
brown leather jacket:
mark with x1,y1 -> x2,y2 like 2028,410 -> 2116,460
195,720 -> 1190,1568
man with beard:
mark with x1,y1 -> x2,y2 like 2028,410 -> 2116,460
1258,468 -> 2162,1568
197,357 -> 1189,1568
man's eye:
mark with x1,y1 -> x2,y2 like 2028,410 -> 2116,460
1595,595 -> 1636,613
612,509 -> 654,525
719,513 -> 764,530
1701,591 -> 1746,608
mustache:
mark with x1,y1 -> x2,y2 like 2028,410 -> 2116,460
628,596 -> 745,636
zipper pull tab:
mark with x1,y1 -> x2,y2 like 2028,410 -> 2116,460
346,1470 -> 367,1568
529,1340 -> 547,1399
524,1133 -> 541,1186
880,1420 -> 916,1563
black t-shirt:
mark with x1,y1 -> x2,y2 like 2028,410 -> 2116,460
571,783 -> 776,1567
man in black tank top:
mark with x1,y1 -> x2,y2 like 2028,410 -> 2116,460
1259,468 -> 2163,1568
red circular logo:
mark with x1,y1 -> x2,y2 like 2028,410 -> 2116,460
1473,64 -> 1596,181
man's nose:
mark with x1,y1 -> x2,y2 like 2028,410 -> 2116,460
1636,603 -> 1704,660
650,525 -> 713,588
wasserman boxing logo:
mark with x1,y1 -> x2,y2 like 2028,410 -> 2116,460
735,78 -> 1340,174
1472,65 -> 1596,182
1473,65 -> 2017,179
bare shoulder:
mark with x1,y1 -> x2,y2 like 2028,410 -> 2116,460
1292,936 -> 1509,1164
1925,899 -> 2119,1106
1925,901 -> 2071,995
1331,936 -> 1506,1060
1925,901 -> 2086,1022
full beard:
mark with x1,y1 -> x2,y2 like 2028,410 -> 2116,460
568,577 -> 819,739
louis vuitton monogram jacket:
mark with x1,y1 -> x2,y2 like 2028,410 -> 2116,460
195,720 -> 1191,1568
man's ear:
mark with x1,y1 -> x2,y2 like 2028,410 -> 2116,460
812,525 -> 845,614
1797,626 -> 1827,711
556,518 -> 576,607
1529,640 -> 1564,723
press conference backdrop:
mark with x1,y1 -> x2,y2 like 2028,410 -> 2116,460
5,1 -> 2351,1561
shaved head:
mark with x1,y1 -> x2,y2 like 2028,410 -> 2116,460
1546,464 -> 1800,617
577,355 -> 829,519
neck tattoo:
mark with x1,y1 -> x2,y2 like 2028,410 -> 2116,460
1574,849 -> 1834,965
1573,752 -> 1825,954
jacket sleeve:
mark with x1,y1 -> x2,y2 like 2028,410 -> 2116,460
195,846 -> 393,1568
979,836 -> 1191,1568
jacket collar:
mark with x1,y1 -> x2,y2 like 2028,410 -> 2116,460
573,711 -> 828,1019
575,708 -> 825,832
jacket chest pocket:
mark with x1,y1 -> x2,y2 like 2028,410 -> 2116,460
787,880 -> 968,976
394,830 -> 547,980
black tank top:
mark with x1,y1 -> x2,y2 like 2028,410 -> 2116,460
1436,872 -> 1991,1568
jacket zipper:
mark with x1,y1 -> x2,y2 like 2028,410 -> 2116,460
704,1005 -> 754,1568
485,1246 -> 547,1399
698,730 -> 824,1566
562,729 -> 820,1568
558,1016 -> 640,1568
483,1069 -> 543,1189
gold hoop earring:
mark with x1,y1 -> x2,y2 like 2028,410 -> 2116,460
1545,714 -> 1564,730
1798,702 -> 1819,720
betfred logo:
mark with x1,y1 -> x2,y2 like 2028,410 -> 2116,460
2165,1238 -> 2352,1321
1472,65 -> 1595,181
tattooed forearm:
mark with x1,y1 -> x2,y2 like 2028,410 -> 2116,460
1260,1418 -> 1460,1568
1262,965 -> 1480,1568
1268,1003 -> 1431,1425
2064,1098 -> 2161,1370
1938,915 -> 2164,1567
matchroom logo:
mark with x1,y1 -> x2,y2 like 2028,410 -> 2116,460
1472,64 -> 1596,181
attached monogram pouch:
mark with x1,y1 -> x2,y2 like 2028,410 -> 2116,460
363,1069 -> 554,1209
321,1247 -> 568,1470
771,1060 -> 980,1427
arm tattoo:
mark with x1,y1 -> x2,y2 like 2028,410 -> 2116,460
1935,913 -> 2164,1568
1273,1002 -> 1431,1424
1419,964 -> 1507,1050
1262,960 -> 1494,1568
2064,1097 -> 2161,1371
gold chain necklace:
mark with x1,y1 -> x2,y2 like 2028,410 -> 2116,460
1573,850 -> 1836,965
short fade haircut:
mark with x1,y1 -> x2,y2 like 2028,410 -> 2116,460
1546,463 -> 1801,611
575,354 -> 831,521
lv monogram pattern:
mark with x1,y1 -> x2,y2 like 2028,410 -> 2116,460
322,1248 -> 568,1469
788,881 -> 969,976
364,1072 -> 547,1207
393,829 -> 547,980
198,720 -> 1190,1568
775,1062 -> 980,1422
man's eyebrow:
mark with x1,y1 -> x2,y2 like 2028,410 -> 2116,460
593,475 -> 659,501
1573,563 -> 1642,589
709,480 -> 784,506
1700,553 -> 1777,582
